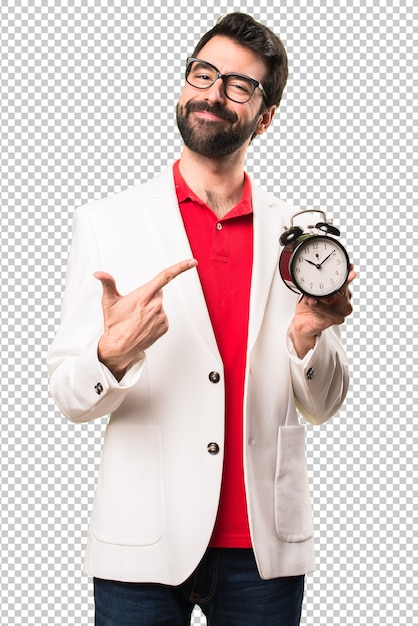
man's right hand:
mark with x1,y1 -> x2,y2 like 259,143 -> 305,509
94,259 -> 197,381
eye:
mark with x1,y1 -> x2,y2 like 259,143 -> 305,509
188,62 -> 216,86
195,72 -> 212,82
232,82 -> 250,92
226,76 -> 253,96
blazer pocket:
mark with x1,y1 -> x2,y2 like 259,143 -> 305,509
90,422 -> 165,546
275,425 -> 314,542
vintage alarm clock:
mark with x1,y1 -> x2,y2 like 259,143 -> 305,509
279,209 -> 350,297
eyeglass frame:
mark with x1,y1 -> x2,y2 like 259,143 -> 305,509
185,57 -> 268,104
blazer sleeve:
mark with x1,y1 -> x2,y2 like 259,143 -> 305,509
47,205 -> 145,424
286,323 -> 350,425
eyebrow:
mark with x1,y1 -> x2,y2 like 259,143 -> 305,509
191,59 -> 255,81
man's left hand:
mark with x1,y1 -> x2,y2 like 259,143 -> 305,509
289,265 -> 357,358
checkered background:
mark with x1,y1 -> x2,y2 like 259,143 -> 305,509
1,0 -> 416,624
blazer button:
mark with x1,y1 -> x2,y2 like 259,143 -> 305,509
306,367 -> 315,380
207,442 -> 220,455
208,371 -> 220,383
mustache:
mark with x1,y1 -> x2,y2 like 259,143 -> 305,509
183,100 -> 238,124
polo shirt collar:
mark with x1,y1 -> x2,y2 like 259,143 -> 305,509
173,159 -> 253,218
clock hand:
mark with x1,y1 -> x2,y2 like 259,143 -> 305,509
318,251 -> 334,267
304,258 -> 321,269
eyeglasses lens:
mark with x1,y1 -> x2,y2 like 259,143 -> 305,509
186,61 -> 255,103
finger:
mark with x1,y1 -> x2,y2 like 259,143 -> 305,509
143,259 -> 197,299
311,302 -> 351,326
322,266 -> 356,302
94,271 -> 121,300
346,264 -> 357,284
337,267 -> 356,299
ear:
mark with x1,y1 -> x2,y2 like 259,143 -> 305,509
254,105 -> 277,136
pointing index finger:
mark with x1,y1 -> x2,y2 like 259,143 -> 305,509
146,259 -> 197,296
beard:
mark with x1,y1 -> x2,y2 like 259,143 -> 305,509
176,99 -> 260,158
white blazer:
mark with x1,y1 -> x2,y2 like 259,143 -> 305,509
48,166 -> 349,585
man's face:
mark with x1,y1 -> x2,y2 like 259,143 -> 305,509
176,35 -> 269,158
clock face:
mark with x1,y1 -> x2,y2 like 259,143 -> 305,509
290,235 -> 349,297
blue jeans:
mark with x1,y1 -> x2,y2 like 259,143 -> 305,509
94,548 -> 304,625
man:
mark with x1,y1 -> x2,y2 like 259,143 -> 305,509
48,13 -> 355,625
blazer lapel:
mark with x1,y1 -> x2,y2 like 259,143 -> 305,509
142,168 -> 221,361
247,185 -> 285,353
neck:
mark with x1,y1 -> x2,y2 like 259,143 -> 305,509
179,147 -> 247,219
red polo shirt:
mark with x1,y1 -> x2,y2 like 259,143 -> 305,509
173,160 -> 253,548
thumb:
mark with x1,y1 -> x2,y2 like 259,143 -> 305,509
94,271 -> 121,301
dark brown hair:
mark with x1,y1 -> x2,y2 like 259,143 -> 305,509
191,13 -> 288,108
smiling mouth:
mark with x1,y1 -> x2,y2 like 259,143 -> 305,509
185,101 -> 238,124
193,110 -> 227,122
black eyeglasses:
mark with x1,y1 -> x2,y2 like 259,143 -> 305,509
185,57 -> 267,104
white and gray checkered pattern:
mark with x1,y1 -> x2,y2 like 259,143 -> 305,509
1,1 -> 416,624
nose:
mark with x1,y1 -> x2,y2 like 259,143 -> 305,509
204,76 -> 227,104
